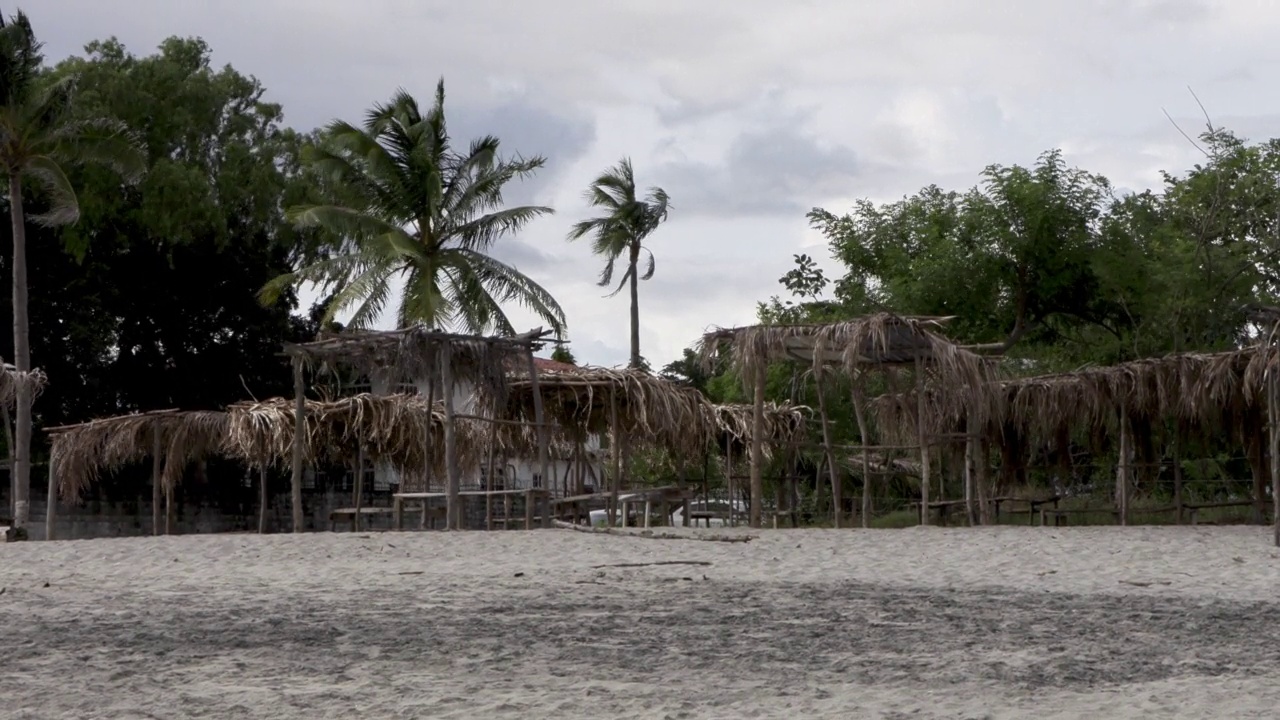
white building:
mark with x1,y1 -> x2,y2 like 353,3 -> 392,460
371,357 -> 604,496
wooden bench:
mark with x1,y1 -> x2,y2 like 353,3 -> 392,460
328,506 -> 395,532
689,510 -> 729,528
1183,501 -> 1255,525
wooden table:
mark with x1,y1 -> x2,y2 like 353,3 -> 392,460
328,506 -> 395,532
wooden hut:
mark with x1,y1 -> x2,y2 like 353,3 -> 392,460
282,326 -> 554,531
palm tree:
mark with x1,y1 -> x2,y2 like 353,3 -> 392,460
0,11 -> 143,530
567,158 -> 669,369
261,80 -> 565,336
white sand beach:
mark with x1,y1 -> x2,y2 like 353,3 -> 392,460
2,525 -> 1280,719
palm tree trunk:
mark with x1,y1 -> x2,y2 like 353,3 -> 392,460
9,175 -> 31,530
628,245 -> 641,369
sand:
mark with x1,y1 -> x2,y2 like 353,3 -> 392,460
2,525 -> 1280,719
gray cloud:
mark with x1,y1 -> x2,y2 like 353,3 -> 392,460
653,127 -> 861,218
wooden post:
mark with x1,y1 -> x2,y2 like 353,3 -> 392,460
964,432 -> 978,527
1269,369 -> 1280,546
608,389 -> 621,526
44,451 -> 56,541
1172,420 -> 1185,525
524,487 -> 534,530
850,374 -> 873,529
164,481 -> 173,536
353,445 -> 365,532
484,415 -> 498,531
915,356 -> 931,526
440,341 -> 461,530
813,366 -> 841,528
977,438 -> 992,525
1116,403 -> 1130,526
724,435 -> 734,526
423,374 -> 436,493
525,349 -> 551,509
151,430 -> 162,536
258,465 -> 268,534
290,356 -> 306,533
749,362 -> 765,528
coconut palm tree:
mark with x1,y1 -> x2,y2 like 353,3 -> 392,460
0,11 -> 143,530
261,80 -> 565,336
567,158 -> 669,369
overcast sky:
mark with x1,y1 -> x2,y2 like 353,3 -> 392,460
35,0 -> 1280,368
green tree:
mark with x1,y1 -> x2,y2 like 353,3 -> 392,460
262,81 -> 565,336
550,345 -> 577,365
568,157 -> 670,369
0,14 -> 143,528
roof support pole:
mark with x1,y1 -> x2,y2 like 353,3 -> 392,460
290,355 -> 306,533
749,362 -> 765,528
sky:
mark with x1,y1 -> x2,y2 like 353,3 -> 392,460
34,0 -> 1280,368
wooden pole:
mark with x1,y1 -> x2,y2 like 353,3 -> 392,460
724,435 -> 734,526
485,402 -> 498,531
353,444 -> 365,532
1270,369 -> 1280,546
423,374 -> 436,493
915,356 -> 931,526
1116,403 -> 1130,526
44,451 -> 56,540
1172,420 -> 1185,524
964,433 -> 977,526
812,366 -> 841,528
290,356 -> 306,533
258,465 -> 268,534
749,363 -> 765,529
977,438 -> 992,525
151,430 -> 162,536
164,479 -> 173,536
849,373 -> 872,529
609,389 -> 621,526
525,349 -> 551,504
440,341 -> 461,530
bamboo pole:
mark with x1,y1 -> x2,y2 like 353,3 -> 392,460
976,438 -> 991,525
423,373 -> 436,493
749,363 -> 765,528
289,356 -> 306,533
724,435 -> 734,527
485,399 -> 498,531
849,373 -> 872,529
812,366 -> 841,528
964,433 -> 977,526
151,430 -> 162,536
258,465 -> 268,534
915,356 -> 931,526
440,341 -> 461,530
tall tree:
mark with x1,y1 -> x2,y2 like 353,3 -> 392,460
0,14 -> 143,528
568,158 -> 670,369
261,80 -> 565,336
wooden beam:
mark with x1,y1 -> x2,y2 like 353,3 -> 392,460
915,356 -> 931,526
290,356 -> 306,533
812,366 -> 841,528
151,430 -> 162,536
440,341 -> 461,530
850,372 -> 873,529
526,348 -> 551,520
749,363 -> 765,528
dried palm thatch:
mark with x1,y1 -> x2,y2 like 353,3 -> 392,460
226,393 -> 487,479
699,313 -> 991,386
0,362 -> 47,408
49,409 -> 231,500
712,402 -> 809,459
496,367 -> 717,457
283,326 -> 553,400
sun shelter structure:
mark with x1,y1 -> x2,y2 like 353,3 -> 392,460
710,402 -> 809,525
495,366 -> 717,525
870,340 -> 1280,535
282,326 -> 555,531
699,313 -> 992,528
46,408 -> 230,540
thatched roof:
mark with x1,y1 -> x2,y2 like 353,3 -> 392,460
496,367 -> 716,456
284,325 -> 554,399
711,402 -> 809,458
0,362 -> 47,408
48,409 -> 231,500
698,313 -> 990,380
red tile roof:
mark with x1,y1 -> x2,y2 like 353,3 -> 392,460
502,356 -> 582,375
